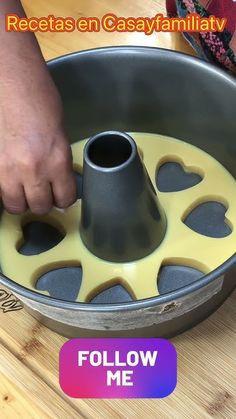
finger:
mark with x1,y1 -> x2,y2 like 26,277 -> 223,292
1,184 -> 27,214
52,170 -> 77,209
24,182 -> 53,215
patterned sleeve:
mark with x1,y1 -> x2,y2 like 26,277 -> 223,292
166,0 -> 236,74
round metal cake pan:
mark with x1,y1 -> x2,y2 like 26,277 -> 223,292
0,46 -> 235,337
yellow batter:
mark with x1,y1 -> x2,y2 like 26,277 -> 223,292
0,133 -> 235,302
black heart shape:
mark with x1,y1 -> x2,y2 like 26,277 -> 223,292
90,284 -> 133,304
36,267 -> 82,302
19,222 -> 65,255
158,265 -> 203,294
156,161 -> 202,192
184,201 -> 232,238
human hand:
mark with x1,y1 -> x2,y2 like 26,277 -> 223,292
0,72 -> 77,215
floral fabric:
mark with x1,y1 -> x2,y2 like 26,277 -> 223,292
166,0 -> 236,74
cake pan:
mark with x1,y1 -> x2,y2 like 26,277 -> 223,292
0,46 -> 235,337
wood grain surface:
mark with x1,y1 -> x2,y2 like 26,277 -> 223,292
0,1 -> 235,418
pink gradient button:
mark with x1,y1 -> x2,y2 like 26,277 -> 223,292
59,338 -> 177,398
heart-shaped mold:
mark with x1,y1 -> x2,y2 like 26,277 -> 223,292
19,221 -> 65,255
158,264 -> 204,294
156,161 -> 202,192
90,284 -> 133,304
36,266 -> 82,301
183,201 -> 232,238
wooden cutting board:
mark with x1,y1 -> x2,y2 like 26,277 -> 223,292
0,1 -> 235,418
0,284 -> 235,418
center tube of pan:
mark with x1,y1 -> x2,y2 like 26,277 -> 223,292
80,131 -> 166,263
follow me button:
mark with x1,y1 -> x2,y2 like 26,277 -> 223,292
59,338 -> 177,398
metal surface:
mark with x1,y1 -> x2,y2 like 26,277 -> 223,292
0,46 -> 235,337
80,131 -> 166,262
